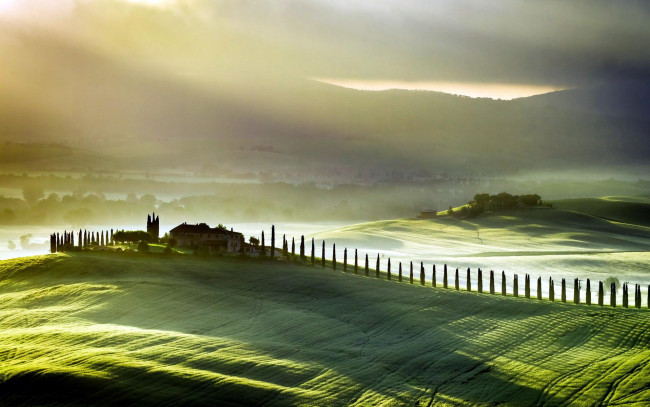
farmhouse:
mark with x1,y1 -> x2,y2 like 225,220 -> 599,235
170,222 -> 243,252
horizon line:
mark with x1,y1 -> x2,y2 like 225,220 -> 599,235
312,78 -> 566,100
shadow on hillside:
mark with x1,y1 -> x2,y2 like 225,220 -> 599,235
227,272 -> 561,406
0,369 -> 301,407
1,253 -> 568,405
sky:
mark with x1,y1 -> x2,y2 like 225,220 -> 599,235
0,0 -> 648,177
0,0 -> 648,98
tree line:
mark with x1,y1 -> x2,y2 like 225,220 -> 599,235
448,192 -> 552,219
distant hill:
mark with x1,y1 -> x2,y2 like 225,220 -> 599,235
1,253 -> 650,405
519,83 -> 650,121
0,141 -> 113,171
551,196 -> 650,227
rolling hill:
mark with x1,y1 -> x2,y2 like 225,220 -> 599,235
312,199 -> 650,298
551,196 -> 650,227
1,252 -> 649,405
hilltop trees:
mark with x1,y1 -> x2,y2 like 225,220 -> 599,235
449,191 -> 548,220
112,230 -> 153,244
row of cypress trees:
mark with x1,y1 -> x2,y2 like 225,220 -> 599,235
50,229 -> 115,253
280,233 -> 648,310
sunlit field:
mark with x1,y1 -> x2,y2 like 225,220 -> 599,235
1,252 -> 649,406
311,197 -> 650,301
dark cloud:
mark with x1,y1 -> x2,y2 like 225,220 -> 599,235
192,0 -> 650,86
4,0 -> 647,87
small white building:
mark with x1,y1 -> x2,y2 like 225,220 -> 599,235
170,222 -> 243,252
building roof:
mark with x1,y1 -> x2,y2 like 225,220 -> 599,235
170,222 -> 242,236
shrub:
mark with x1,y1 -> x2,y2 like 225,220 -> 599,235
137,241 -> 149,253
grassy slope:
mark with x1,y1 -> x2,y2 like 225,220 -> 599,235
1,253 -> 650,406
317,205 -> 650,256
551,197 -> 650,227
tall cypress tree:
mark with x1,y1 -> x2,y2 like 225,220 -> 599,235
321,241 -> 326,267
537,277 -> 542,300
420,262 -> 425,286
432,265 -> 436,287
639,285 -> 643,309
376,254 -> 380,278
490,270 -> 495,294
78,229 -> 82,248
261,231 -> 266,257
549,277 -> 554,301
387,258 -> 391,280
455,268 -> 459,290
332,244 -> 336,270
611,283 -> 616,307
291,237 -> 295,258
110,228 -> 114,245
311,238 -> 315,265
300,236 -> 305,261
598,281 -> 604,306
466,268 -> 471,292
365,254 -> 369,276
409,262 -> 414,284
478,269 -> 483,293
623,284 -> 628,308
561,278 -> 566,303
514,274 -> 518,297
354,249 -> 358,274
443,264 -> 448,288
586,279 -> 591,306
501,271 -> 506,296
343,248 -> 347,272
101,231 -> 104,246
573,278 -> 579,304
271,225 -> 275,259
399,262 -> 403,282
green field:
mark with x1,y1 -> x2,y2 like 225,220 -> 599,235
313,198 -> 650,300
1,252 -> 649,406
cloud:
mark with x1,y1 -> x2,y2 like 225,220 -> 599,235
3,0 -> 648,88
